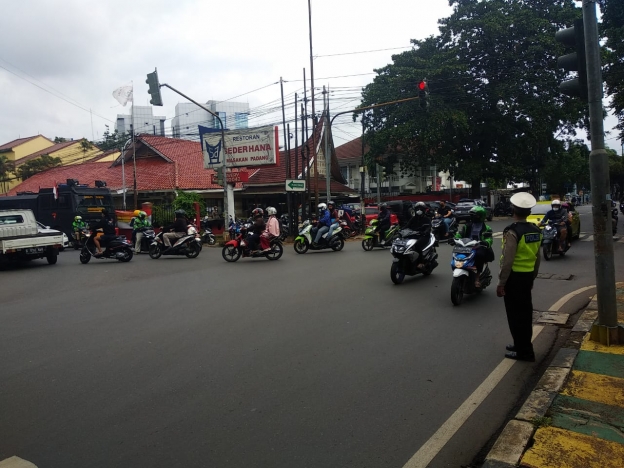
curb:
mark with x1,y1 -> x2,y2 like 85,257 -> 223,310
481,285 -> 600,468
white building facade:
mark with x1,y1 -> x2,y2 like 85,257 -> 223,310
115,106 -> 166,136
172,101 -> 250,140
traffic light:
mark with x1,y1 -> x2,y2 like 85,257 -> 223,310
418,80 -> 429,109
555,19 -> 588,101
146,68 -> 163,106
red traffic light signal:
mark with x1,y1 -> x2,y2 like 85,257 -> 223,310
418,81 -> 427,91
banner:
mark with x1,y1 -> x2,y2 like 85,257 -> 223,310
201,125 -> 279,168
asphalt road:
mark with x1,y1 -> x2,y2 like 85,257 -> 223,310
1,205 -> 622,468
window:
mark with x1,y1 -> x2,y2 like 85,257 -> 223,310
214,112 -> 227,129
0,214 -> 24,225
235,113 -> 249,129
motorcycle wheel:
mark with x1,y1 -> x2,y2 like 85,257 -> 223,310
79,249 -> 91,264
362,238 -> 374,251
149,244 -> 162,259
331,238 -> 345,252
119,248 -> 133,262
222,245 -> 241,262
266,242 -> 283,261
186,242 -> 201,258
390,263 -> 405,284
543,244 -> 552,261
294,240 -> 308,254
451,276 -> 464,306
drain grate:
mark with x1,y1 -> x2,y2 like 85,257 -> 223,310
536,273 -> 574,281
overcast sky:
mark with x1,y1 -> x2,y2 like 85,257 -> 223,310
0,0 -> 620,153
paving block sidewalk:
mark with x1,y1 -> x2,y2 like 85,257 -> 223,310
483,284 -> 624,468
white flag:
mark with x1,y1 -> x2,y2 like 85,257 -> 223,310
112,86 -> 133,106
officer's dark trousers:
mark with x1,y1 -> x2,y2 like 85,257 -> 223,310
503,271 -> 535,354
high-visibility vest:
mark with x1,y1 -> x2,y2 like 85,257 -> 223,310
502,222 -> 541,272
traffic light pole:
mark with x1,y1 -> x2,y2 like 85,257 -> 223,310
583,1 -> 622,345
159,83 -> 231,231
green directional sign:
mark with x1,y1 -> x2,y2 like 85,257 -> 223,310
285,179 -> 306,192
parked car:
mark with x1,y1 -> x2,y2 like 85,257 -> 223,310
453,199 -> 493,222
364,205 -> 400,225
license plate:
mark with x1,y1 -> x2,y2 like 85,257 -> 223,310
26,247 -> 45,254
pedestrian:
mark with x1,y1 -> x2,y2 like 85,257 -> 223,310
497,192 -> 542,362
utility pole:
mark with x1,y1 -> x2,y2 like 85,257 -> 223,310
323,85 -> 331,202
376,163 -> 381,205
360,119 -> 366,233
307,0 -> 319,207
583,0 -> 622,344
280,77 -> 292,235
301,103 -> 307,221
294,93 -> 299,225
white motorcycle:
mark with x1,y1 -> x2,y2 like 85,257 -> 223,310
390,229 -> 438,284
294,220 -> 345,254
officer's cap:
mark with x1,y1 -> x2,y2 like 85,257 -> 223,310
510,192 -> 536,209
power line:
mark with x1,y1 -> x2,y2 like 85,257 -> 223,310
315,46 -> 412,58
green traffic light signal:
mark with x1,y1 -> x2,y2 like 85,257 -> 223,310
555,19 -> 588,101
146,68 -> 163,106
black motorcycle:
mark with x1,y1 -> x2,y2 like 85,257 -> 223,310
389,228 -> 439,284
493,201 -> 513,217
542,220 -> 570,260
135,228 -> 156,253
431,215 -> 457,241
80,231 -> 133,264
148,226 -> 202,259
72,227 -> 90,250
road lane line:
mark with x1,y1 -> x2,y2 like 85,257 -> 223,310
402,325 -> 545,468
547,285 -> 595,312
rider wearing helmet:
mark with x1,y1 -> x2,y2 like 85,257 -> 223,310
247,209 -> 266,253
92,208 -> 116,255
164,209 -> 188,250
251,207 -> 264,219
325,201 -> 341,240
133,211 -> 151,253
455,205 -> 494,288
376,203 -> 392,245
312,202 -> 330,246
260,206 -> 280,251
72,215 -> 87,245
404,202 -> 432,268
539,199 -> 569,252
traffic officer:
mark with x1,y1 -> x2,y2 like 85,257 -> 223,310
497,192 -> 542,361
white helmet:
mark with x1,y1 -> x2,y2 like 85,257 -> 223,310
318,203 -> 327,211
552,199 -> 561,211
266,206 -> 277,216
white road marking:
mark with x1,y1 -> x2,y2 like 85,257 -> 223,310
402,283 -> 598,467
582,235 -> 594,242
0,457 -> 38,468
402,326 -> 545,468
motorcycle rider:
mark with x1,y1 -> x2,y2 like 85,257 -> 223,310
163,210 -> 188,250
376,203 -> 392,245
72,215 -> 87,244
260,207 -> 280,251
454,206 -> 494,288
92,209 -> 117,256
437,201 -> 453,237
311,203 -> 331,246
248,209 -> 266,253
326,201 -> 341,239
404,202 -> 432,269
539,199 -> 569,252
133,211 -> 151,254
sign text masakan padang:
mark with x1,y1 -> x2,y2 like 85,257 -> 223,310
202,125 -> 279,169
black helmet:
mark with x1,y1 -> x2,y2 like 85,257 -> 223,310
414,202 -> 426,216
175,209 -> 186,218
380,203 -> 388,209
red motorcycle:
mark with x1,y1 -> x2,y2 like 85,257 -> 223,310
221,223 -> 284,262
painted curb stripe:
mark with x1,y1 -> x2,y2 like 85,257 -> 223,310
581,334 -> 624,355
573,350 -> 624,379
560,370 -> 624,409
547,285 -> 595,312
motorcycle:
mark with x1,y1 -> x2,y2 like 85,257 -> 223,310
294,220 -> 345,253
542,220 -> 570,260
431,215 -> 458,241
389,228 -> 438,284
201,227 -> 216,245
221,223 -> 284,262
493,201 -> 513,217
340,220 -> 358,239
72,227 -> 90,250
362,219 -> 400,251
79,230 -> 133,264
148,225 -> 202,259
449,237 -> 493,305
135,228 -> 156,253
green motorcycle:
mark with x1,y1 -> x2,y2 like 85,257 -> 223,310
362,219 -> 400,251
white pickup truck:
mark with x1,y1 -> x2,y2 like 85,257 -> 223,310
0,209 -> 63,265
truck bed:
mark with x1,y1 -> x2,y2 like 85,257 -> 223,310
0,231 -> 64,253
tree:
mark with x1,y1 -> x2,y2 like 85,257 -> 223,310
0,154 -> 15,193
53,137 -> 68,143
598,0 -> 624,140
359,0 -> 585,197
172,190 -> 205,219
16,155 -> 62,181
80,139 -> 94,162
99,125 -> 129,152
541,141 -> 590,195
